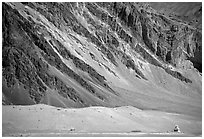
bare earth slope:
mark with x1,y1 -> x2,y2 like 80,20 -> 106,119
2,104 -> 201,137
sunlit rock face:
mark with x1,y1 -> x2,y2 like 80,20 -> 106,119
2,2 -> 202,117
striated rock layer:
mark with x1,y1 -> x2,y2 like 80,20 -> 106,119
2,2 -> 202,117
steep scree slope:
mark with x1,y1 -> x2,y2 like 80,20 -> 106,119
2,2 -> 202,117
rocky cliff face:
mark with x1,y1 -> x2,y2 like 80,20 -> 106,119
2,2 -> 202,117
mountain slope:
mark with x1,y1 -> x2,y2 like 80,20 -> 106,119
148,2 -> 202,29
2,2 -> 202,117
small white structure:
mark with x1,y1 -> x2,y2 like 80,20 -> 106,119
173,125 -> 181,133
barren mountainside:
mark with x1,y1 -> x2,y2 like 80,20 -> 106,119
2,2 -> 202,118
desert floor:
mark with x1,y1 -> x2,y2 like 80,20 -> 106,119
2,104 -> 201,137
